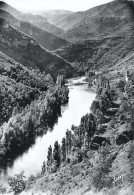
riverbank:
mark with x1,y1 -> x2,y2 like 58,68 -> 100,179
0,77 -> 96,193
0,82 -> 69,173
21,70 -> 134,195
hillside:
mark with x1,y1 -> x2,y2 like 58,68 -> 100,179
56,21 -> 134,74
0,51 -> 53,125
15,21 -> 69,51
0,9 -> 69,51
0,18 -> 75,79
59,0 -> 134,42
0,8 -> 17,24
55,0 -> 134,74
0,1 -> 64,36
15,68 -> 134,195
0,50 -> 70,171
20,13 -> 64,36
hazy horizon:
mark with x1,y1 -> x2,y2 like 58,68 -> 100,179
4,0 -> 113,12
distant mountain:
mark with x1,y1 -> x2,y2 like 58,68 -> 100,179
50,11 -> 85,31
39,10 -> 73,29
56,24 -> 134,73
15,21 -> 69,51
0,18 -> 75,79
0,9 -> 69,51
59,0 -> 134,42
21,13 -> 64,36
54,0 -> 134,74
0,1 -> 64,36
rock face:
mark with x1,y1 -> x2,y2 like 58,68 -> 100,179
0,19 -> 75,79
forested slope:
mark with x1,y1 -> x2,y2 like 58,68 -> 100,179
25,69 -> 134,195
0,18 -> 75,79
0,51 -> 69,170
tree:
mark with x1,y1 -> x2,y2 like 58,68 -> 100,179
26,116 -> 35,141
47,145 -> 53,167
65,130 -> 72,155
53,141 -> 61,168
42,161 -> 46,174
81,113 -> 96,148
61,137 -> 66,162
99,98 -> 107,114
90,100 -> 100,115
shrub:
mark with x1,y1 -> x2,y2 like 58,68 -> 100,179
90,100 -> 100,115
90,146 -> 114,191
8,171 -> 26,193
116,80 -> 126,92
25,174 -> 36,190
0,184 -> 6,194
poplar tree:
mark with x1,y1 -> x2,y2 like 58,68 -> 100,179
47,145 -> 52,166
61,137 -> 66,162
53,141 -> 61,167
66,130 -> 72,155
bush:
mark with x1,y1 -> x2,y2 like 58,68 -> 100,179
116,80 -> 126,92
8,171 -> 26,193
0,184 -> 6,194
25,174 -> 36,190
90,100 -> 100,115
90,146 -> 114,191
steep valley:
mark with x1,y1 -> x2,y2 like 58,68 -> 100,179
0,0 -> 134,195
0,18 -> 75,79
0,9 -> 69,51
0,1 -> 64,36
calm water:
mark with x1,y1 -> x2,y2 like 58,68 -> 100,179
0,77 -> 96,183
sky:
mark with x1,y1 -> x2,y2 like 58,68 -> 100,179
4,0 -> 113,12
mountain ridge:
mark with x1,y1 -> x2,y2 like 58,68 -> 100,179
0,18 -> 75,79
59,0 -> 134,42
0,9 -> 69,51
0,1 -> 64,36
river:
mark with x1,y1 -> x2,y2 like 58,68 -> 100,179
0,77 -> 96,184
